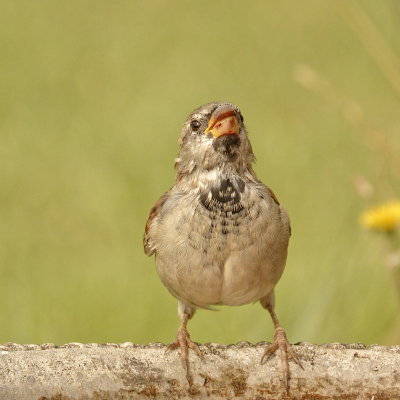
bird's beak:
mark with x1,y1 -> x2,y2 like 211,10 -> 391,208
204,106 -> 240,138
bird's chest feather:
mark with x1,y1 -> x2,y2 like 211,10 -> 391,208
154,176 -> 287,307
199,177 -> 245,232
184,177 -> 265,256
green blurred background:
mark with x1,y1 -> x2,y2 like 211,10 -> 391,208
1,0 -> 399,345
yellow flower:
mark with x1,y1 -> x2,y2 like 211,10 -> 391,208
360,201 -> 400,232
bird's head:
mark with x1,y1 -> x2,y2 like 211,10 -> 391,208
176,102 -> 255,177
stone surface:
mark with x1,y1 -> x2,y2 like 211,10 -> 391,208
0,342 -> 399,399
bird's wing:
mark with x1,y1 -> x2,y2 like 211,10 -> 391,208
265,186 -> 280,206
258,182 -> 292,237
143,190 -> 170,256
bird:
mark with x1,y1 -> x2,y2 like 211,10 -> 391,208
143,101 -> 301,389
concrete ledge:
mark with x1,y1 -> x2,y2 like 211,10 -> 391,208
0,342 -> 399,399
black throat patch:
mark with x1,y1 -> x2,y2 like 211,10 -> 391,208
212,135 -> 241,161
200,177 -> 245,214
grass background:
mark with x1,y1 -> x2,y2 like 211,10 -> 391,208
1,0 -> 399,345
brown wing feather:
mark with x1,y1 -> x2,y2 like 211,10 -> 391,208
264,185 -> 292,236
267,187 -> 292,237
143,192 -> 169,256
266,186 -> 280,205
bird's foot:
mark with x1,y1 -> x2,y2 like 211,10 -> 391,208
260,326 -> 303,392
166,326 -> 202,385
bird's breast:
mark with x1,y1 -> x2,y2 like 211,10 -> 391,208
200,177 -> 245,215
154,176 -> 289,308
185,177 -> 267,257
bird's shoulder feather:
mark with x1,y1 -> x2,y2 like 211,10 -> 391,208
143,190 -> 171,256
255,181 -> 292,237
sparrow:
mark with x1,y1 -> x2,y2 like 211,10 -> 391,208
144,101 -> 301,389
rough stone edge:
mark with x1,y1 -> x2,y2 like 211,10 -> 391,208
0,341 -> 398,352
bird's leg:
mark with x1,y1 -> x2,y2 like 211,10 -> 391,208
260,292 -> 302,392
166,302 -> 201,385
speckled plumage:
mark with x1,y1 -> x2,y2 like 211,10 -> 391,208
144,102 -> 300,390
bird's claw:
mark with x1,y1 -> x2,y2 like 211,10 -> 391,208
166,326 -> 202,385
260,326 -> 302,392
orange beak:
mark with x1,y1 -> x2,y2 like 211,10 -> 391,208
204,106 -> 240,138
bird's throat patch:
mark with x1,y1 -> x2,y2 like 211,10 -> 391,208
200,178 -> 245,214
212,135 -> 241,161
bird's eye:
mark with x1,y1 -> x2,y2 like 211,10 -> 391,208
190,120 -> 201,131
239,113 -> 244,123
